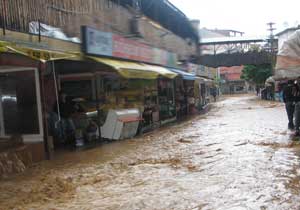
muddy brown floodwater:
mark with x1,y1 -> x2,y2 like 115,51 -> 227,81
1,95 -> 300,210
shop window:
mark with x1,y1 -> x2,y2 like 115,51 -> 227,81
0,71 -> 39,135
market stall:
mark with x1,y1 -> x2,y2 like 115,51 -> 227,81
158,78 -> 176,124
169,68 -> 196,118
174,76 -> 188,118
100,77 -> 159,131
55,57 -> 177,144
195,77 -> 215,109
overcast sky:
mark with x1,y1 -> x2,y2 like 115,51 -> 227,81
169,0 -> 300,36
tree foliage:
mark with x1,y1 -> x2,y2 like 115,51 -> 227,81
241,64 -> 272,85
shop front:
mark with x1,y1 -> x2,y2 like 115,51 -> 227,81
53,56 -> 177,145
88,57 -> 177,131
0,42 -> 79,163
158,78 -> 176,125
80,26 -> 179,128
194,77 -> 214,109
0,28 -> 180,163
169,68 -> 196,118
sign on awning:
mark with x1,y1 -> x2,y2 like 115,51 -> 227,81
0,41 -> 78,62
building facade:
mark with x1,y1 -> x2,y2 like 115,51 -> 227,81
219,66 -> 247,94
0,0 -> 198,61
0,0 -> 199,164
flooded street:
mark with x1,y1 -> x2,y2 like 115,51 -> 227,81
1,95 -> 300,210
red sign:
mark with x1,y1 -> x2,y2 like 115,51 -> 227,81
112,35 -> 153,63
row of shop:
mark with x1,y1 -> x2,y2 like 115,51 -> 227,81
0,41 -> 215,161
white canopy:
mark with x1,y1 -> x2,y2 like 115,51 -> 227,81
275,30 -> 300,80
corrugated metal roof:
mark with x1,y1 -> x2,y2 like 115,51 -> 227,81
200,36 -> 266,44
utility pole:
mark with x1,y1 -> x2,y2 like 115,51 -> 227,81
267,22 -> 276,100
267,22 -> 276,53
267,22 -> 276,74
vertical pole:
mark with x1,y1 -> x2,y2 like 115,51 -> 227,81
38,20 -> 41,42
217,67 -> 221,96
213,44 -> 216,55
2,0 -> 7,35
52,61 -> 61,122
52,61 -> 65,147
267,22 -> 276,74
94,74 -> 102,141
157,77 -> 161,126
171,79 -> 175,118
174,78 -> 178,119
39,62 -> 50,160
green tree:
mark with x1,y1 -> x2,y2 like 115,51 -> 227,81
241,64 -> 272,85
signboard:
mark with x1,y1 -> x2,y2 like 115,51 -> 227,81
187,63 -> 199,74
187,63 -> 214,79
82,26 -> 112,56
82,26 -> 177,67
113,35 -> 152,63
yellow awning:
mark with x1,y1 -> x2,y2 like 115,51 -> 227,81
0,41 -> 9,53
0,41 -> 177,79
143,64 -> 177,79
6,46 -> 78,62
89,56 -> 176,79
0,41 -> 79,62
0,47 -> 6,53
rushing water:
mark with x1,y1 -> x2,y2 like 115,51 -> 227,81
1,95 -> 300,210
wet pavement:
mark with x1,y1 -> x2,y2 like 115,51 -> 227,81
1,95 -> 300,210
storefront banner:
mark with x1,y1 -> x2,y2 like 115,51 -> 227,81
82,26 -> 113,56
112,35 -> 152,63
82,26 -> 178,67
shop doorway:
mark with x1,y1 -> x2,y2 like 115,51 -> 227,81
0,67 -> 43,143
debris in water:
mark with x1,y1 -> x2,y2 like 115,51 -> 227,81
178,138 -> 193,143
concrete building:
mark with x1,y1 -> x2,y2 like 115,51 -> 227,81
220,66 -> 247,94
0,0 -> 199,61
